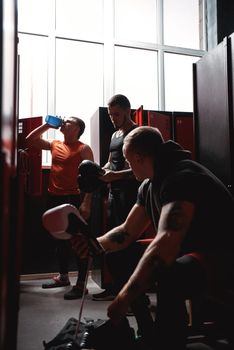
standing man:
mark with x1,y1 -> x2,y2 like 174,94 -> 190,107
26,116 -> 94,300
92,94 -> 141,301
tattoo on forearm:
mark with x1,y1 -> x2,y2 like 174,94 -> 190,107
109,231 -> 129,244
165,202 -> 186,231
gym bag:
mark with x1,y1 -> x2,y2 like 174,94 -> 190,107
42,316 -> 136,350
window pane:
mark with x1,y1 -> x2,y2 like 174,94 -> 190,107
164,53 -> 200,112
18,34 -> 48,118
164,0 -> 200,49
55,39 -> 104,145
114,46 -> 158,110
18,0 -> 51,33
114,0 -> 157,43
56,0 -> 104,40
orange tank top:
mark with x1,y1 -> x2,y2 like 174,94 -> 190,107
48,140 -> 85,195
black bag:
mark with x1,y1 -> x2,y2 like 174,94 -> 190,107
42,317 -> 83,349
43,316 -> 136,350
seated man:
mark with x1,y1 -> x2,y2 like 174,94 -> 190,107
70,126 -> 234,349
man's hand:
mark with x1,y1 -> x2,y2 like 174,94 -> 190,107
70,234 -> 90,259
100,169 -> 117,183
100,168 -> 134,183
71,233 -> 104,258
107,292 -> 130,326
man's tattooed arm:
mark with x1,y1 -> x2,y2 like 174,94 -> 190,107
97,203 -> 152,252
161,201 -> 190,231
108,230 -> 130,245
154,200 -> 195,264
98,227 -> 133,251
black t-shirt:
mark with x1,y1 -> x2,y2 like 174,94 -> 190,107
137,146 -> 234,255
109,125 -> 139,193
109,132 -> 126,172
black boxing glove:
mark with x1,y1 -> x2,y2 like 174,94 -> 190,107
79,160 -> 105,177
78,160 -> 105,193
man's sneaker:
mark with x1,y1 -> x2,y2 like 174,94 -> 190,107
64,285 -> 88,300
42,274 -> 70,289
92,289 -> 116,301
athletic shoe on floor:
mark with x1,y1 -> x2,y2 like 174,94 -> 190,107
42,274 -> 70,289
64,285 -> 88,300
92,289 -> 116,301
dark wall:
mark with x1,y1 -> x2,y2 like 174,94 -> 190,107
206,0 -> 234,50
217,0 -> 234,44
193,35 -> 234,194
0,0 -> 19,349
20,169 -> 56,274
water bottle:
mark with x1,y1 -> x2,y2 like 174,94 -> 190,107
45,115 -> 63,128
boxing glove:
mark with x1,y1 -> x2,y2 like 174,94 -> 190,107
79,160 -> 105,177
78,160 -> 105,193
42,204 -> 104,256
77,174 -> 104,193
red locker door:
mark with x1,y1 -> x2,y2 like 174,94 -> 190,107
174,113 -> 195,160
147,111 -> 173,141
133,105 -> 144,126
18,116 -> 42,195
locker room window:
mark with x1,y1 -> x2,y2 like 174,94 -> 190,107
114,46 -> 159,110
18,34 -> 48,118
164,53 -> 200,112
55,0 -> 104,40
114,0 -> 158,43
17,0 -> 51,34
163,0 -> 201,49
17,0 -> 206,166
55,38 -> 104,144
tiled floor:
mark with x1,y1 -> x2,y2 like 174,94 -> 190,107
17,271 -> 233,350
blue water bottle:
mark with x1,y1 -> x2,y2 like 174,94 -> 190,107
45,115 -> 63,128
